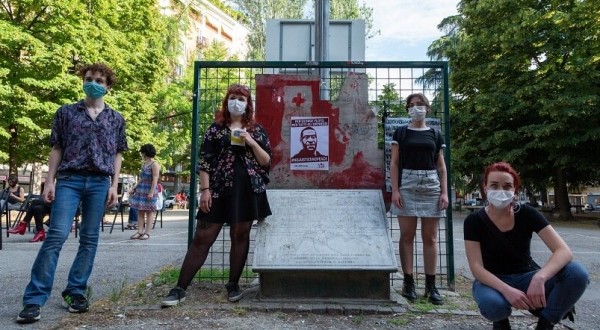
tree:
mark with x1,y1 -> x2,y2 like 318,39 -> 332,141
152,40 -> 243,179
429,0 -> 600,220
226,0 -> 306,60
0,0 -> 173,176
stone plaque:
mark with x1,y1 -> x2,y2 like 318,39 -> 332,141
253,189 -> 397,271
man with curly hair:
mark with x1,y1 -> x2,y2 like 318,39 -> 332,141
16,63 -> 128,324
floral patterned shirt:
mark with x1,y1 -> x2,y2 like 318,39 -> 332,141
50,100 -> 128,176
198,122 -> 272,198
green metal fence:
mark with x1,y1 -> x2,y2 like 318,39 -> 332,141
190,61 -> 454,290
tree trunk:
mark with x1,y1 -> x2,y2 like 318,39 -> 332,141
8,124 -> 17,176
554,168 -> 574,221
540,186 -> 548,206
32,162 -> 43,194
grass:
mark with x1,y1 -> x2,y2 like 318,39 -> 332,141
153,266 -> 180,286
350,315 -> 364,325
410,299 -> 438,313
85,285 -> 93,302
388,316 -> 412,326
109,277 -> 129,303
151,265 -> 256,286
230,307 -> 247,316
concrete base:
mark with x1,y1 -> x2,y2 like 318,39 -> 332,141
258,271 -> 391,300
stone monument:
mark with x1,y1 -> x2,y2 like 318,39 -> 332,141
253,189 -> 397,300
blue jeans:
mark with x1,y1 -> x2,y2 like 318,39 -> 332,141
473,261 -> 589,323
23,173 -> 110,306
128,206 -> 138,225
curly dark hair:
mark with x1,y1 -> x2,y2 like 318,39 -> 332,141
139,143 -> 157,158
78,63 -> 117,88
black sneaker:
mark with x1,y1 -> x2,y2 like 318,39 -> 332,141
424,283 -> 443,305
16,304 -> 41,324
62,293 -> 89,313
226,282 -> 242,302
492,318 -> 511,330
161,287 -> 186,307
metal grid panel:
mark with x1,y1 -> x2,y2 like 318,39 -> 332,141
191,61 -> 453,290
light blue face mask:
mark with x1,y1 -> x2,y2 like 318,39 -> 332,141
83,81 -> 107,99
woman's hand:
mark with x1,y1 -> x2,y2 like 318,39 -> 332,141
502,286 -> 534,310
147,193 -> 154,198
392,191 -> 403,208
439,193 -> 449,210
526,274 -> 547,309
199,189 -> 212,213
240,130 -> 257,148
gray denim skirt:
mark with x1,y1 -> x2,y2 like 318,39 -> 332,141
391,169 -> 444,218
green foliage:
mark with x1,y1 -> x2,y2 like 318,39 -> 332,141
109,277 -> 130,303
387,316 -> 411,326
150,40 -> 243,176
153,265 -> 180,286
350,315 -> 364,324
0,0 -> 172,174
373,83 -> 404,148
429,0 -> 600,216
329,0 -> 379,39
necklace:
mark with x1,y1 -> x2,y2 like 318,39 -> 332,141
86,106 -> 103,115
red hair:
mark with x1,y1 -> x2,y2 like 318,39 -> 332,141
215,84 -> 256,128
483,162 -> 520,192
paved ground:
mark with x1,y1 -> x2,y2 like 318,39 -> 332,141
0,208 -> 598,329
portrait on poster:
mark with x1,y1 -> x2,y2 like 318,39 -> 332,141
290,117 -> 329,170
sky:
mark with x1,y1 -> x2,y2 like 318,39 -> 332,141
365,0 -> 459,61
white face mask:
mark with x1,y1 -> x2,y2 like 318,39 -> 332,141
408,106 -> 427,121
486,190 -> 515,209
228,99 -> 247,116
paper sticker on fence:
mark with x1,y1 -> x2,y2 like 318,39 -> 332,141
290,117 -> 329,170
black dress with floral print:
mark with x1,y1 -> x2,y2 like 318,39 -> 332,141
197,122 -> 271,199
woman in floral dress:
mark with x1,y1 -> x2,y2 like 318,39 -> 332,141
161,83 -> 271,306
129,144 -> 160,240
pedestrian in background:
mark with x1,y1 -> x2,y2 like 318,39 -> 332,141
1,174 -> 26,211
129,143 -> 160,240
8,197 -> 52,242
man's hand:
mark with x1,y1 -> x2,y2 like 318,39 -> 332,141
106,186 -> 118,208
43,182 -> 56,203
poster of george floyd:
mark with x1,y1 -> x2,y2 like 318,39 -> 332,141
290,117 -> 329,170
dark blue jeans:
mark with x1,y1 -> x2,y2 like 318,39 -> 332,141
128,206 -> 138,225
23,173 -> 110,306
473,261 -> 589,323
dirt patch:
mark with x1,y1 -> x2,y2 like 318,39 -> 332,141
53,271 -> 562,329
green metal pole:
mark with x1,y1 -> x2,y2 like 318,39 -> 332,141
442,61 -> 455,290
188,63 -> 201,247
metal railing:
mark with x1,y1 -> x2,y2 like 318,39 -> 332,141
190,61 -> 453,290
